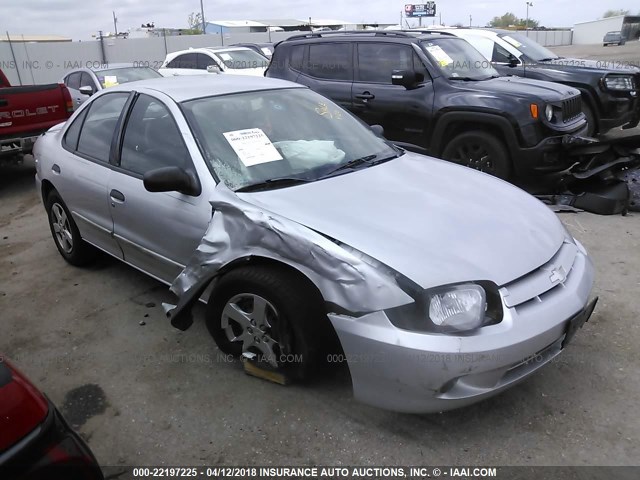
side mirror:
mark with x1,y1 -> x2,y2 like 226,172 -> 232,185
143,166 -> 201,196
206,64 -> 222,74
391,70 -> 422,89
508,55 -> 520,68
79,86 -> 94,96
370,124 -> 385,138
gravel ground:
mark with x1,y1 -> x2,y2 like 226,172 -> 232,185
1,43 -> 639,471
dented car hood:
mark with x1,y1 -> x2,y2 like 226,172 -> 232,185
244,152 -> 565,288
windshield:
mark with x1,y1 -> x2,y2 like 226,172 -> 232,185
182,88 -> 399,191
212,49 -> 269,70
421,38 -> 498,80
498,33 -> 559,61
95,67 -> 161,88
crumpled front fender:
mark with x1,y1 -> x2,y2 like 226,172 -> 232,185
165,184 -> 413,330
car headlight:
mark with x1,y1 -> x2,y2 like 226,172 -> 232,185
385,282 -> 503,333
603,75 -> 635,91
428,284 -> 486,331
545,104 -> 554,122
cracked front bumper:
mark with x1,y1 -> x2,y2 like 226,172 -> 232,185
328,251 -> 595,414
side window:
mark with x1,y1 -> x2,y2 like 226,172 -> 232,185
63,108 -> 88,150
80,72 -> 95,89
66,72 -> 81,90
289,45 -> 305,71
356,43 -> 414,84
304,43 -> 352,81
168,53 -> 197,69
77,93 -> 129,162
196,53 -> 218,70
120,94 -> 191,176
492,42 -> 515,64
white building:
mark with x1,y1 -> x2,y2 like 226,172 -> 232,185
573,15 -> 640,45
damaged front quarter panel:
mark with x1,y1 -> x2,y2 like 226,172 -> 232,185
165,184 -> 414,330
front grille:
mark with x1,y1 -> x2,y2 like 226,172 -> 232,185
562,95 -> 582,123
500,240 -> 578,309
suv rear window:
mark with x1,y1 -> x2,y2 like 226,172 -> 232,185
304,44 -> 352,81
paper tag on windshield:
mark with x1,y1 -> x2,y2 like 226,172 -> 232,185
261,47 -> 272,56
103,75 -> 119,87
502,35 -> 523,48
425,45 -> 453,67
223,128 -> 283,167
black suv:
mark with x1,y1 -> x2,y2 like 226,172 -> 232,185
439,28 -> 640,136
266,31 -> 587,180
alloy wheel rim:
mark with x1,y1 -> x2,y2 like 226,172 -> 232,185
452,142 -> 494,173
221,293 -> 282,368
51,203 -> 73,254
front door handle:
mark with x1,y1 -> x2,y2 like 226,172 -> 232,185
110,189 -> 125,202
355,92 -> 375,100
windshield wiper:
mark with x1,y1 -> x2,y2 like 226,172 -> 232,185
448,76 -> 481,81
321,154 -> 378,177
319,153 -> 401,179
537,57 -> 559,62
235,176 -> 311,193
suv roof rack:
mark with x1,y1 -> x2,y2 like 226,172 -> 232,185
400,29 -> 457,36
285,30 -> 417,41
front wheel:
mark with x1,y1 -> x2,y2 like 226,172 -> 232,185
205,265 -> 326,380
441,131 -> 511,180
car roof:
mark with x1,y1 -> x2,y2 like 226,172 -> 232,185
170,46 -> 253,55
105,74 -> 305,103
281,30 -> 454,43
64,63 -> 144,76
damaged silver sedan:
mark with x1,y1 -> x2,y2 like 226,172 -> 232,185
34,76 -> 597,413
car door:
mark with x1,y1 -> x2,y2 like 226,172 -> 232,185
55,92 -> 130,258
64,72 -> 83,109
352,42 -> 434,148
296,43 -> 353,110
108,92 -> 213,283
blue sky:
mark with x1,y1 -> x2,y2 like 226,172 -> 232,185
3,0 -> 639,40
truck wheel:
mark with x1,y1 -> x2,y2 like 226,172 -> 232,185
45,190 -> 96,266
583,102 -> 597,137
441,131 -> 511,180
205,265 -> 325,380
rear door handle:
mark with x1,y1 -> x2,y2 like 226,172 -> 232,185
110,189 -> 125,202
355,92 -> 375,100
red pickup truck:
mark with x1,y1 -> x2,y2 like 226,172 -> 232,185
0,68 -> 73,160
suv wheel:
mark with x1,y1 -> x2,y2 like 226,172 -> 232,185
442,131 -> 511,180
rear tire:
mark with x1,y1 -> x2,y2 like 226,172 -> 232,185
441,130 -> 511,180
206,265 -> 327,380
45,190 -> 96,266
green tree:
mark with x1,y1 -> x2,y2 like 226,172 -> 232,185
489,12 -> 539,29
603,9 -> 629,17
184,12 -> 204,34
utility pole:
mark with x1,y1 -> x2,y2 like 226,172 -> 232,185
469,15 -> 472,27
526,2 -> 533,36
113,11 -> 118,36
200,0 -> 206,34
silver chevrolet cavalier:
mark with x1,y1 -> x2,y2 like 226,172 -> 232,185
33,75 -> 597,413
